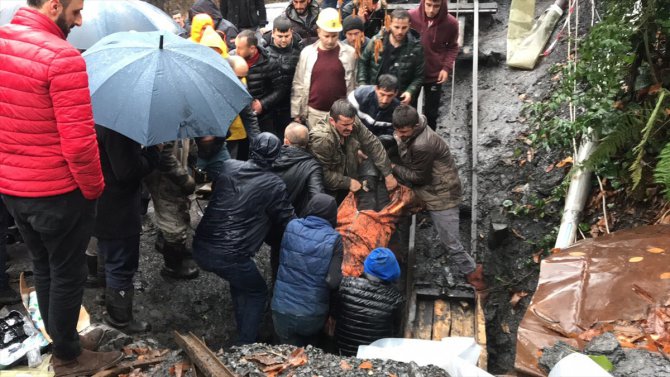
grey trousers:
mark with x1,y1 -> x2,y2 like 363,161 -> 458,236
430,207 -> 476,275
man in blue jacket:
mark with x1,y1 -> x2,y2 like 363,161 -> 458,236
272,194 -> 343,346
193,133 -> 295,345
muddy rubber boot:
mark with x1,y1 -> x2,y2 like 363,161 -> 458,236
52,349 -> 123,377
160,242 -> 199,280
79,327 -> 105,351
104,288 -> 150,334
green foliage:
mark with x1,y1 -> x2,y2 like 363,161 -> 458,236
588,355 -> 614,372
526,0 -> 670,199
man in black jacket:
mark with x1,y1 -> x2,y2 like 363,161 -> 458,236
348,74 -> 400,137
234,30 -> 286,137
284,0 -> 320,45
336,247 -> 404,356
220,0 -> 267,31
263,16 -> 304,139
94,126 -> 159,334
193,133 -> 295,345
268,122 -> 324,279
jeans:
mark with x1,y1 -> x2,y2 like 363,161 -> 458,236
272,311 -> 326,347
200,257 -> 267,345
430,207 -> 476,275
97,235 -> 140,291
197,147 -> 231,181
0,201 -> 8,289
2,190 -> 94,360
422,83 -> 444,131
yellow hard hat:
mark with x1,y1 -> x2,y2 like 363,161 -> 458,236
316,8 -> 342,33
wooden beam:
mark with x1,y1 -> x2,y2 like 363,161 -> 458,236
432,299 -> 451,340
475,294 -> 488,369
174,331 -> 236,377
449,300 -> 475,337
415,299 -> 435,340
92,357 -> 167,377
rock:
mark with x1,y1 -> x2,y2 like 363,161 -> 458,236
585,332 -> 622,359
538,341 -> 578,373
615,349 -> 670,377
487,212 -> 509,249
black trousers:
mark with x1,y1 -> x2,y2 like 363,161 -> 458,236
422,83 -> 443,130
2,190 -> 94,360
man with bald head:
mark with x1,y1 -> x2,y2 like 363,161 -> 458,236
267,123 -> 325,279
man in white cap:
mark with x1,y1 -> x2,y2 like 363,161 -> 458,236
291,8 -> 357,129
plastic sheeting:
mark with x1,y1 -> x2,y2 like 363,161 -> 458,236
507,0 -> 564,69
515,225 -> 670,376
337,185 -> 414,277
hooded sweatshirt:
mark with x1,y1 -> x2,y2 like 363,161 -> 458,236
408,0 -> 459,84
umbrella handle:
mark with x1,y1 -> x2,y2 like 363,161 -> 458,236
159,35 -> 164,50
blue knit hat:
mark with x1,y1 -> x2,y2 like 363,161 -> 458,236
364,248 -> 401,283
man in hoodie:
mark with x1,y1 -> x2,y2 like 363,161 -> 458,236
0,1 -> 123,375
409,0 -> 459,130
263,16 -> 304,138
272,194 -> 342,347
189,0 -> 239,49
220,0 -> 267,31
284,0 -> 320,45
194,133 -> 295,345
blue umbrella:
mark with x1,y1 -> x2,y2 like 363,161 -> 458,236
0,0 -> 183,50
83,31 -> 251,146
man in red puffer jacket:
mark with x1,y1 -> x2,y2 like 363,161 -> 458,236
0,1 -> 123,376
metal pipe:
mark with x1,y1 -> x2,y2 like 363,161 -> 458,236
470,0 -> 480,260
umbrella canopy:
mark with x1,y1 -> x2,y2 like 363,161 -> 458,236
83,31 -> 251,146
0,0 -> 182,50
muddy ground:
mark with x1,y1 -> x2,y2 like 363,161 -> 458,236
6,0 -> 664,375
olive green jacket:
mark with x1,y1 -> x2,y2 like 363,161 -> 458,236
309,114 -> 392,191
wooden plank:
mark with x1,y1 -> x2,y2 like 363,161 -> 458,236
432,299 -> 451,340
475,294 -> 488,370
414,299 -> 435,340
402,215 -> 418,338
93,357 -> 167,377
174,331 -> 236,377
449,300 -> 475,337
387,2 -> 498,13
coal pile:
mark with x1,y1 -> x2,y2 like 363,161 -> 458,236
219,343 -> 452,377
539,333 -> 670,377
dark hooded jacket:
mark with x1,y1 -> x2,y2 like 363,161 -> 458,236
335,275 -> 404,356
284,1 -> 320,45
262,31 -> 304,110
193,134 -> 295,264
272,194 -> 343,317
348,85 -> 400,136
271,145 -> 324,216
409,0 -> 459,83
189,0 -> 239,49
220,0 -> 267,29
94,126 -> 159,239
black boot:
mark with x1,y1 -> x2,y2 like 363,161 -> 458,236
104,288 -> 150,333
85,254 -> 98,288
160,242 -> 199,280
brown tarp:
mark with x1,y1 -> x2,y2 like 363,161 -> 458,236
515,224 -> 670,376
337,185 -> 414,277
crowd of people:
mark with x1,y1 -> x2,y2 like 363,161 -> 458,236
0,0 -> 483,376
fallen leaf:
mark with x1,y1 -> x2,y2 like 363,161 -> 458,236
588,355 -> 614,372
501,322 -> 510,333
246,353 -> 283,366
556,156 -> 574,168
629,256 -> 644,263
340,360 -> 352,371
527,148 -> 535,162
511,184 -> 527,193
519,159 -> 527,167
649,83 -> 663,95
545,164 -> 555,172
613,101 -> 624,110
287,348 -> 308,367
550,247 -> 562,254
359,360 -> 373,369
648,247 -> 665,254
660,272 -> 670,280
388,374 -> 398,377
532,250 -> 543,263
519,93 -> 528,101
510,291 -> 529,307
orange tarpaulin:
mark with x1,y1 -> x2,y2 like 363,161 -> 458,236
337,185 -> 414,277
